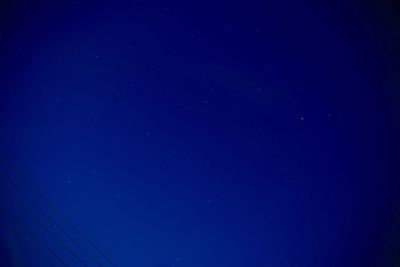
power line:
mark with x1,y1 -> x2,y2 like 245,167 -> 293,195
0,202 -> 70,267
0,169 -> 106,267
0,155 -> 118,266
11,229 -> 56,267
0,184 -> 91,267
1,173 -> 106,266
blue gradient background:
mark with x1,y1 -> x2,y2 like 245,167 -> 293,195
0,0 -> 400,266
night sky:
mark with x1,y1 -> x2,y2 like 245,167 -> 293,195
0,0 -> 400,266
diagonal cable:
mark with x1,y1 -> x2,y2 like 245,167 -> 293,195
0,155 -> 118,267
1,172 -> 106,266
11,229 -> 56,267
0,184 -> 91,267
0,202 -> 70,267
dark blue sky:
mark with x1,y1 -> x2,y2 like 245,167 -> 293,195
0,0 -> 400,266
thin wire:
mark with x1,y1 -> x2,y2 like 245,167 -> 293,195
0,171 -> 105,267
0,202 -> 69,267
4,172 -> 107,267
0,155 -> 118,266
1,185 -> 91,267
11,229 -> 56,267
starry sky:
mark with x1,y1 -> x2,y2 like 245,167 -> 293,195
0,0 -> 400,266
